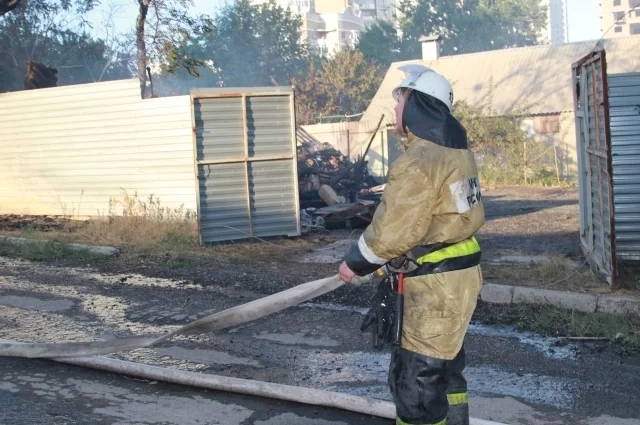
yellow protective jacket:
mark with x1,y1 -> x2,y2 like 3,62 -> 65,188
346,132 -> 485,360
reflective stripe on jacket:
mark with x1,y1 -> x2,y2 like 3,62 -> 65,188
346,132 -> 485,276
345,132 -> 485,359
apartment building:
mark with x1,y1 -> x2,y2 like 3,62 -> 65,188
251,0 -> 396,54
253,0 -> 312,13
315,0 -> 396,24
601,0 -> 640,37
539,0 -> 568,45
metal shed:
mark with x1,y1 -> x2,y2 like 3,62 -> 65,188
191,87 -> 301,243
573,49 -> 640,288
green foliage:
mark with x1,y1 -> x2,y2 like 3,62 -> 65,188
154,0 -> 310,95
133,0 -> 212,96
398,0 -> 547,57
166,255 -> 195,269
291,50 -> 385,125
358,0 -> 547,64
188,0 -> 308,88
0,238 -> 105,262
474,302 -> 640,355
0,0 -> 132,92
452,81 -> 562,185
140,1 -> 210,75
356,20 -> 401,68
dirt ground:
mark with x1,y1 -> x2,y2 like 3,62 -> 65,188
0,186 -> 581,258
1,185 -> 581,262
1,256 -> 640,425
477,185 -> 580,260
1,186 -> 640,424
1,185 -> 632,295
0,356 -> 390,425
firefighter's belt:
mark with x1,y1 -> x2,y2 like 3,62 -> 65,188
404,237 -> 481,278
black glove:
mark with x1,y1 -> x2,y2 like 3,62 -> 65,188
360,276 -> 398,350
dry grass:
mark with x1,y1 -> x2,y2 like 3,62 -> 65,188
0,191 -> 322,264
483,255 -> 640,295
618,262 -> 640,292
207,236 -> 320,261
62,191 -> 201,251
474,301 -> 640,355
482,255 -> 603,292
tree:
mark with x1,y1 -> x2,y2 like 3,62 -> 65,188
360,0 -> 547,64
189,0 -> 308,88
134,0 -> 211,97
292,50 -> 384,125
290,59 -> 325,125
356,20 -> 401,68
0,0 -> 131,92
402,0 -> 547,57
452,82 -> 557,185
87,3 -> 136,83
135,0 -> 150,93
0,0 -> 21,17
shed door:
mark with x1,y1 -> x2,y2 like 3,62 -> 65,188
193,94 -> 300,243
573,50 -> 617,287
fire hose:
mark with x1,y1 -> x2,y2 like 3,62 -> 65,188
0,275 -> 350,358
0,274 -> 508,425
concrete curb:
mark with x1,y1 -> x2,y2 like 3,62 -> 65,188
0,236 -> 120,257
480,282 -> 640,316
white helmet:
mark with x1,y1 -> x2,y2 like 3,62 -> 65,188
392,64 -> 454,112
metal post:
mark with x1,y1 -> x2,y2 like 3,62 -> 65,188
554,145 -> 561,185
241,95 -> 253,238
346,129 -> 351,159
523,141 -> 527,185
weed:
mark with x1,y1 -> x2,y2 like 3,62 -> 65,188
0,238 -> 105,262
455,80 -> 575,186
473,301 -> 640,354
71,190 -> 200,251
166,256 -> 195,269
617,262 -> 640,291
57,190 -> 85,233
3,191 -> 309,262
482,256 -> 599,290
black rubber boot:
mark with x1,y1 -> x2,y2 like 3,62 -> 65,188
445,347 -> 469,425
388,346 -> 449,425
447,402 -> 469,425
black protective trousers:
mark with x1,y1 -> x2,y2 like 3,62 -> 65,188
388,345 -> 469,425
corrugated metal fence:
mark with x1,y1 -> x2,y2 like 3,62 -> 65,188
573,50 -> 640,287
192,88 -> 300,243
573,50 -> 617,286
609,73 -> 640,261
1,80 -> 301,243
0,79 -> 196,216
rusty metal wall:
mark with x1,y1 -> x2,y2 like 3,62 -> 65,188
192,88 -> 300,243
573,50 -> 617,286
0,79 -> 196,217
608,73 -> 640,261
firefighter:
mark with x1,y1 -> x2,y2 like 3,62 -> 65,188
338,64 -> 485,425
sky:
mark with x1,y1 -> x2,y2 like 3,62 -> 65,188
566,0 -> 600,42
86,0 -> 226,38
87,0 -> 602,43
